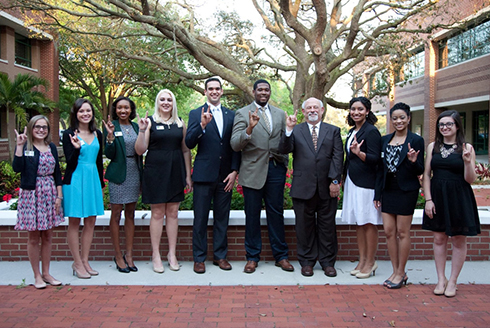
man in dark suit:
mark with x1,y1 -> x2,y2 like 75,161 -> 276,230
231,79 -> 294,274
185,77 -> 240,274
278,97 -> 344,277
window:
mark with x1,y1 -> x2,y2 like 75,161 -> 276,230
403,50 -> 425,80
439,19 -> 490,69
15,34 -> 31,68
369,70 -> 388,93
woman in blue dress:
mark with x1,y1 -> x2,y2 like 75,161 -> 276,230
63,98 -> 105,279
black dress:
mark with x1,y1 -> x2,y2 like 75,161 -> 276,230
422,144 -> 480,236
381,144 -> 419,215
142,116 -> 186,204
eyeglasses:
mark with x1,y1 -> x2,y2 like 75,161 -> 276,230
438,122 -> 455,129
33,125 -> 49,131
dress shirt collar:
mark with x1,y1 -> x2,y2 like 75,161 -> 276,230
254,102 -> 269,112
207,103 -> 221,111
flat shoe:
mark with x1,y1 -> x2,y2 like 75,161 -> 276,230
213,259 -> 232,271
42,277 -> 62,286
434,279 -> 448,296
34,281 -> 47,289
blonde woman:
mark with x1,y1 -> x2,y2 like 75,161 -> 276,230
135,89 -> 192,273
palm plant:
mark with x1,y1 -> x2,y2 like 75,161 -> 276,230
0,73 -> 56,160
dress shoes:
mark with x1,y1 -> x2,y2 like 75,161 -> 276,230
193,262 -> 206,274
213,259 -> 232,270
275,259 -> 294,272
301,265 -> 314,277
244,260 -> 258,274
324,266 -> 337,277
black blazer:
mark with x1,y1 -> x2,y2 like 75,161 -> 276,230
343,122 -> 381,189
104,120 -> 143,184
278,122 -> 343,200
185,103 -> 240,182
12,143 -> 62,190
62,128 -> 104,188
374,130 -> 424,201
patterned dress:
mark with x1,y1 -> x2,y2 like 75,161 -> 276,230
15,151 -> 64,231
108,124 -> 140,204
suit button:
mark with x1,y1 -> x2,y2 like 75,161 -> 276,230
219,156 -> 222,159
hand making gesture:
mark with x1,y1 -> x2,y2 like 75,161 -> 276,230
406,142 -> 420,163
349,135 -> 364,157
246,107 -> 260,135
102,115 -> 115,136
14,127 -> 28,147
70,130 -> 81,149
286,109 -> 298,132
200,106 -> 213,130
136,111 -> 150,132
462,143 -> 473,163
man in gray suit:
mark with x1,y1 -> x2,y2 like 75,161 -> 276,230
278,97 -> 343,277
231,79 -> 294,274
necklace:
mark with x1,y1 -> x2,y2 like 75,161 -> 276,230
440,144 -> 457,158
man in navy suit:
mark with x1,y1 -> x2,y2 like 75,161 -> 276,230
185,77 -> 241,274
279,97 -> 344,277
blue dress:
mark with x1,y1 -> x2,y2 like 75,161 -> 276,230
63,133 -> 105,217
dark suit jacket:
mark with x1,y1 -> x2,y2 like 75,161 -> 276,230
104,120 -> 143,184
343,122 -> 381,189
13,143 -> 62,190
185,104 -> 240,182
279,122 -> 343,200
374,130 -> 424,201
62,128 -> 104,188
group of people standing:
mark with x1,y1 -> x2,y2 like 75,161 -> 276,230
13,78 -> 480,298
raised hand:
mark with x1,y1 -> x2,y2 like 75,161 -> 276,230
200,106 -> 213,130
70,130 -> 81,149
14,127 -> 27,146
102,115 -> 115,135
462,143 -> 473,163
286,109 -> 298,132
249,107 -> 260,129
349,135 -> 364,156
137,111 -> 149,131
407,142 -> 420,163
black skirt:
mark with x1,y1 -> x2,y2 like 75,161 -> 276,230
381,173 -> 419,216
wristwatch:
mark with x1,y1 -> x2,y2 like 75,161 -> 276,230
331,180 -> 339,185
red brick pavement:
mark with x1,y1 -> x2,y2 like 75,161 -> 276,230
1,284 -> 489,328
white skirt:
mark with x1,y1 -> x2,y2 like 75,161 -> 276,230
341,173 -> 382,225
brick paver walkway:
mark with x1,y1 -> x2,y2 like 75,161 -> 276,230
1,284 -> 489,327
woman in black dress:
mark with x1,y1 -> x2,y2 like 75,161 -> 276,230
422,110 -> 479,298
374,103 -> 424,289
135,89 -> 192,273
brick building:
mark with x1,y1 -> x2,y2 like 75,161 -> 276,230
0,8 -> 59,161
363,1 -> 490,162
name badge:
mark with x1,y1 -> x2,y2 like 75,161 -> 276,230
156,125 -> 165,130
114,131 -> 123,137
24,151 -> 34,157
79,139 -> 85,146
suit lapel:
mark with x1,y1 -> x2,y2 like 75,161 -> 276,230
316,122 -> 328,153
204,104 -> 220,138
299,123 -> 316,154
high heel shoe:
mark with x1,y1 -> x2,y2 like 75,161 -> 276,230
72,264 -> 91,279
386,274 -> 408,289
123,255 -> 138,272
152,258 -> 164,274
114,257 -> 130,273
355,262 -> 378,279
83,263 -> 99,276
350,269 -> 360,276
433,278 -> 448,296
167,253 -> 180,271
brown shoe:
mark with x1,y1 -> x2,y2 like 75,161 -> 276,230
193,262 -> 206,274
213,259 -> 232,271
244,260 -> 258,274
275,259 -> 294,272
324,266 -> 337,277
301,265 -> 314,277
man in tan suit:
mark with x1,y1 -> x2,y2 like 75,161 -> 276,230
231,79 -> 294,274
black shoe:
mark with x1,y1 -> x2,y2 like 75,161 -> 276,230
123,255 -> 138,272
114,257 -> 130,273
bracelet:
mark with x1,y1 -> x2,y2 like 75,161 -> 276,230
425,199 -> 432,202
57,196 -> 63,200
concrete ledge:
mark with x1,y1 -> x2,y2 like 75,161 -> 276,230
1,207 -> 490,226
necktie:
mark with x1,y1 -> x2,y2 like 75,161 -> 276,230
259,107 -> 271,132
212,106 -> 223,137
312,125 -> 318,151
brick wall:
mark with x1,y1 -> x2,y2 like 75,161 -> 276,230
1,224 -> 488,262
